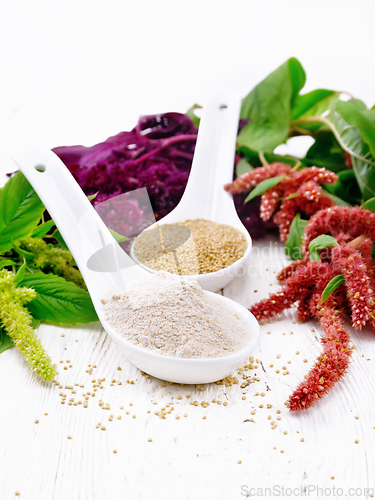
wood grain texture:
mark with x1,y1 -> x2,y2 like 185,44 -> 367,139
1,237 -> 374,500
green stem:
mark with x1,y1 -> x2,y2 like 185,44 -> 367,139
259,152 -> 269,166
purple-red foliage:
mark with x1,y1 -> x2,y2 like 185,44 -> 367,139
53,113 -> 198,222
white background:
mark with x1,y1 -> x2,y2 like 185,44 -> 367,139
1,1 -> 375,500
1,0 -> 375,170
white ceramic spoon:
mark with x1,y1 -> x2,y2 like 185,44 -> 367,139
131,90 -> 252,292
12,100 -> 259,384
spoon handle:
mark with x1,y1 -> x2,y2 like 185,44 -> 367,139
170,90 -> 241,224
11,149 -> 135,306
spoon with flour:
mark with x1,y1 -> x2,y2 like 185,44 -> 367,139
12,104 -> 259,384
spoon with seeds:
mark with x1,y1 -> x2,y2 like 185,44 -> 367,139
12,95 -> 259,384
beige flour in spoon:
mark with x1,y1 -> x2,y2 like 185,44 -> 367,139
101,271 -> 251,359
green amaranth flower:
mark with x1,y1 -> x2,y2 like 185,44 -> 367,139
0,269 -> 56,382
20,237 -> 86,289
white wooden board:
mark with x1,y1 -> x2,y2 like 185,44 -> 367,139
1,237 -> 374,500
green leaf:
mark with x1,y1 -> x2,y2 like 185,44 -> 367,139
53,229 -> 69,251
296,104 -> 375,202
0,172 -> 45,253
11,243 -> 34,260
285,214 -> 308,260
336,99 -> 375,159
361,197 -> 375,211
364,108 -> 375,124
235,145 -> 260,162
337,169 -> 356,181
236,159 -> 254,177
263,152 -> 302,167
288,58 -> 307,107
14,259 -> 27,285
328,108 -> 375,166
244,176 -> 286,203
304,134 -> 347,173
352,157 -> 375,201
87,193 -> 98,202
291,93 -> 341,134
321,274 -> 345,303
186,104 -> 201,127
31,318 -> 41,329
236,146 -> 301,168
0,259 -> 16,270
292,89 -> 336,120
308,235 -> 337,261
19,273 -> 98,325
238,58 -> 305,152
285,192 -> 299,200
31,219 -> 56,238
0,326 -> 14,354
309,251 -> 321,261
109,229 -> 128,243
321,169 -> 361,206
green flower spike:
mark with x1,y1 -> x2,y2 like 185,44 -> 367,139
19,237 -> 86,289
0,269 -> 56,382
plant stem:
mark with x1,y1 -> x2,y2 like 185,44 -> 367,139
259,152 -> 269,166
133,134 -> 197,165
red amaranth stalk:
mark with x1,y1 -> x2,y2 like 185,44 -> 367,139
302,206 -> 375,254
297,180 -> 322,202
224,163 -> 292,194
276,259 -> 309,282
293,166 -> 338,186
296,290 -> 313,322
331,244 -> 375,329
260,188 -> 282,221
249,290 -> 297,321
288,296 -> 352,411
250,261 -> 331,320
272,197 -> 298,242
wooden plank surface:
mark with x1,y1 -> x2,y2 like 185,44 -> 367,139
1,236 -> 374,500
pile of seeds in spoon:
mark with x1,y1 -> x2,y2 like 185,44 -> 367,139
133,218 -> 247,275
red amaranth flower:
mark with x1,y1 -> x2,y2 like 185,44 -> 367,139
272,197 -> 299,241
250,206 -> 375,411
331,244 -> 375,329
224,162 -> 292,195
297,180 -> 322,202
225,164 -> 338,241
250,261 -> 332,321
260,188 -> 283,221
250,261 -> 351,412
288,296 -> 351,411
302,206 -> 375,254
276,258 -> 309,281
